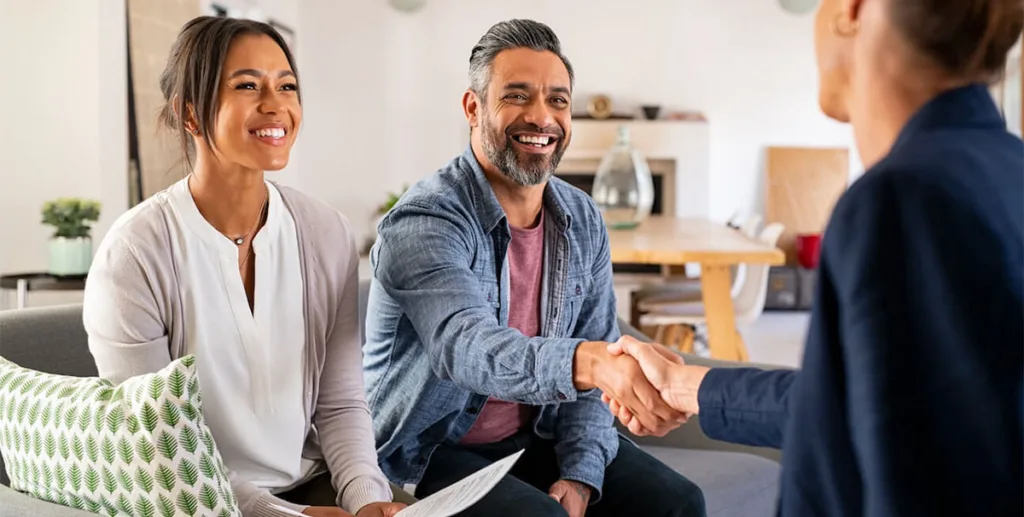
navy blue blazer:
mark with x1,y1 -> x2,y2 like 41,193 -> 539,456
697,84 -> 1023,516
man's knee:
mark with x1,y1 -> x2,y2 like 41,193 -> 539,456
660,474 -> 706,517
510,494 -> 568,517
464,492 -> 567,517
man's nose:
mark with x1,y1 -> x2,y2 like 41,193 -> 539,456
522,100 -> 554,130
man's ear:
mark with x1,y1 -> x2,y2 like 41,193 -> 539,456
462,89 -> 481,129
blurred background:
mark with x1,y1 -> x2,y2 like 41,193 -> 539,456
0,0 -> 1020,366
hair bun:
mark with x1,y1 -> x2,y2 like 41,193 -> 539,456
892,0 -> 1023,82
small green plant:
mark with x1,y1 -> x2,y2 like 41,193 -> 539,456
41,198 -> 101,239
376,185 -> 409,215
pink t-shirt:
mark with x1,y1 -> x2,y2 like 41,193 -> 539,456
461,210 -> 545,445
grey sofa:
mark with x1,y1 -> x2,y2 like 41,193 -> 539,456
0,295 -> 784,516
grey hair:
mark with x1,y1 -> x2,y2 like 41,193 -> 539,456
468,19 -> 575,100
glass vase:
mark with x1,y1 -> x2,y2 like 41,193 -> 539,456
591,125 -> 655,229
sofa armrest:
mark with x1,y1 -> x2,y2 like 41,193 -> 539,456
615,318 -> 788,462
0,485 -> 96,517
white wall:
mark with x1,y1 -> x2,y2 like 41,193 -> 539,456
0,0 -> 861,304
0,0 -> 127,304
298,0 -> 859,248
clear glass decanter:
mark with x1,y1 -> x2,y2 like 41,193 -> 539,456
591,125 -> 655,229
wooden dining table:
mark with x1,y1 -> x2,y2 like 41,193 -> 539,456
609,216 -> 785,361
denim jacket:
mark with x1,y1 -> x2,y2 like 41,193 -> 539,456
363,146 -> 621,498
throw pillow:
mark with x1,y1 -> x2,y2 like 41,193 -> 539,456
0,354 -> 241,517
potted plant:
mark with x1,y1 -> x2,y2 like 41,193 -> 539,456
361,186 -> 409,256
41,198 -> 101,276
375,185 -> 408,222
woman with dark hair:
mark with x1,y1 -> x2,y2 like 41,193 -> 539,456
83,16 -> 407,517
605,0 -> 1024,515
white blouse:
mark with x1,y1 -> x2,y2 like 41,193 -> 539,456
163,177 -> 315,491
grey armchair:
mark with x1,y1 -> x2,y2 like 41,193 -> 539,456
0,291 -> 785,516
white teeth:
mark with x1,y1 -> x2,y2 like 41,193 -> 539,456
254,128 -> 285,138
516,135 -> 550,146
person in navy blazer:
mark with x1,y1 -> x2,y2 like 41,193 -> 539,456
603,0 -> 1023,515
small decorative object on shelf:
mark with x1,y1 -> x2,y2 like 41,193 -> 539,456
665,111 -> 707,121
591,126 -> 655,230
641,105 -> 661,120
587,94 -> 613,119
389,0 -> 428,13
778,0 -> 819,15
41,198 -> 101,276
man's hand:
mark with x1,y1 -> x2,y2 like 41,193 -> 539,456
608,336 -> 684,387
574,339 -> 687,437
355,502 -> 407,517
549,479 -> 591,517
302,507 -> 354,517
601,336 -> 710,435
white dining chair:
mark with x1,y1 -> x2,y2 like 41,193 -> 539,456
639,222 -> 785,359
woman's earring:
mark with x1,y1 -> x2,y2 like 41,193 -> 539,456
831,14 -> 859,38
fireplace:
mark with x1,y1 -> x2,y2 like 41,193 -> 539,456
556,159 -> 676,274
554,119 -> 712,274
557,173 -> 667,217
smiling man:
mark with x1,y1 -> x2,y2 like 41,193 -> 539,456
363,19 -> 705,517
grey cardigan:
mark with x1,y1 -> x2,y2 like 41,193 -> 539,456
82,181 -> 392,517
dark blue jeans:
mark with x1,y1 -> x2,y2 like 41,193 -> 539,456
416,431 -> 706,517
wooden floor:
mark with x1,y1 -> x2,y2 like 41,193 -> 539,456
741,311 -> 808,368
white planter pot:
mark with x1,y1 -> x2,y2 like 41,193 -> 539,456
48,237 -> 92,276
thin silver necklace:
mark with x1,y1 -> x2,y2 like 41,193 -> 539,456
230,192 -> 268,246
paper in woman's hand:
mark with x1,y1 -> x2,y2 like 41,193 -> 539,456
270,449 -> 523,517
394,449 -> 524,517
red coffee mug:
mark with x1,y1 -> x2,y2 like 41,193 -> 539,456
796,233 -> 822,269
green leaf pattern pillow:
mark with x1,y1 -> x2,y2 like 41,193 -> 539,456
0,355 -> 241,517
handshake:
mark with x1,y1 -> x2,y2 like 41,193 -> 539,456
573,336 -> 710,437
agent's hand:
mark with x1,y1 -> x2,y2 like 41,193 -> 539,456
602,336 -> 709,435
549,479 -> 591,517
574,340 -> 688,437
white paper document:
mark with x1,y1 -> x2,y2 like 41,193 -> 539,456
270,449 -> 523,517
394,448 -> 524,517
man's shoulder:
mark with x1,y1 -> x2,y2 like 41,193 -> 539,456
547,176 -> 605,234
402,155 -> 476,205
386,155 -> 480,228
549,175 -> 599,209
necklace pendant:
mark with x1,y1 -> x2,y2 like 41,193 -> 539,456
234,237 -> 245,245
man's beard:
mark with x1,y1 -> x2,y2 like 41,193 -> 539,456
480,115 -> 567,187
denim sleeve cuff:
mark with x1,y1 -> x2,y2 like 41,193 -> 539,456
555,429 -> 618,504
535,337 -> 587,404
558,465 -> 606,504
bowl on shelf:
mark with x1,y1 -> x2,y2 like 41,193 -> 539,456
641,105 -> 661,120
